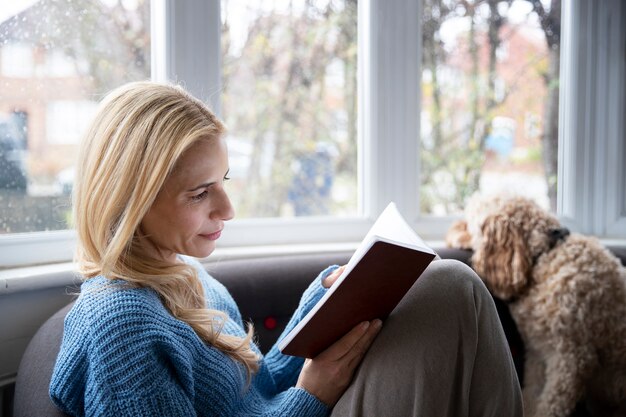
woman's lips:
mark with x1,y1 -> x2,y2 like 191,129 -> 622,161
200,230 -> 222,240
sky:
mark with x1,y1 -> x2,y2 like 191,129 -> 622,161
0,0 -> 38,23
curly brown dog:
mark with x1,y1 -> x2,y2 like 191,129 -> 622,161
446,195 -> 626,417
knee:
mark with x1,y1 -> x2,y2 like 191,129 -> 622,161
425,258 -> 483,286
420,258 -> 491,304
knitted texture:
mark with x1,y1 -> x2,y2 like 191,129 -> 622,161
50,256 -> 337,417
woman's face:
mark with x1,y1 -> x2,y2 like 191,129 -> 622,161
140,136 -> 234,262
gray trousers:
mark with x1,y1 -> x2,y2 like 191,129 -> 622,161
331,259 -> 524,417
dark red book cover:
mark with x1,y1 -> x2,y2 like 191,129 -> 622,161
279,240 -> 436,358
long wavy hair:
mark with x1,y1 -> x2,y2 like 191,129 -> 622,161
73,81 -> 259,376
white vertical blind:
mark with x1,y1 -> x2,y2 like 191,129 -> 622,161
558,0 -> 626,237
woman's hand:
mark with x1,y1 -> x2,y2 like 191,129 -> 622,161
296,318 -> 382,407
322,265 -> 346,288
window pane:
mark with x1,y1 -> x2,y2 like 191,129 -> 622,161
0,0 -> 150,233
420,0 -> 561,215
221,0 -> 358,218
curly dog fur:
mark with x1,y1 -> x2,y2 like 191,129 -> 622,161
446,195 -> 626,417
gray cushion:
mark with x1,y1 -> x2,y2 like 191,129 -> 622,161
13,302 -> 73,417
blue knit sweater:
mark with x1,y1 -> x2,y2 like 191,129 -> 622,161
50,257 -> 335,417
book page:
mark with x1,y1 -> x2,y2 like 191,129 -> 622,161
365,202 -> 433,252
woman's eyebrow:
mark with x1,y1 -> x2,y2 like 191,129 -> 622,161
186,169 -> 229,192
187,183 -> 212,192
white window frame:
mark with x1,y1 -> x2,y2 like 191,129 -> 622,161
0,0 -> 624,269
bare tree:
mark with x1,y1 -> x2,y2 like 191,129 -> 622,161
420,0 -> 560,213
20,0 -> 151,94
526,0 -> 560,210
222,1 -> 357,217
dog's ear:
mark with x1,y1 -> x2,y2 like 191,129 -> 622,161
472,213 -> 532,300
445,219 -> 473,249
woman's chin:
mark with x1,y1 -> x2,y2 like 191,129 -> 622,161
186,242 -> 217,259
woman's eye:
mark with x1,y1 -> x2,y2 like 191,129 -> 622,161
223,175 -> 231,182
191,190 -> 209,202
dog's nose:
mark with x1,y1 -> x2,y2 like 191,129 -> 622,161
547,227 -> 570,249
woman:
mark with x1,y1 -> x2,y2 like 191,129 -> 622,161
50,81 -> 522,416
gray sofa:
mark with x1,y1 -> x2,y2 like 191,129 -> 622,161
12,246 -> 626,417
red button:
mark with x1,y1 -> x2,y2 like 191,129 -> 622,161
264,316 -> 277,330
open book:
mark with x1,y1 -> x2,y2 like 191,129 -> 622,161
278,202 -> 437,358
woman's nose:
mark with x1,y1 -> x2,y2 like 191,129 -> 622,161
214,188 -> 235,221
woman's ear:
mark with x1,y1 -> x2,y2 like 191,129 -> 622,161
472,213 -> 531,300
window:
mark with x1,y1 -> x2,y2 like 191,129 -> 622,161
420,0 -> 561,215
46,101 -> 99,145
0,0 -> 151,237
1,43 -> 34,77
220,0 -> 358,218
0,0 -> 624,269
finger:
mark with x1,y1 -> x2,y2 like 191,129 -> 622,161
323,265 -> 347,288
328,265 -> 346,282
345,319 -> 383,366
316,321 -> 371,361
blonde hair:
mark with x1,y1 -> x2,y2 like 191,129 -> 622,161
74,81 -> 259,376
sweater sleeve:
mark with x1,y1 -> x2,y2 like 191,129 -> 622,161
260,265 -> 339,393
234,386 -> 329,417
51,290 -> 199,417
